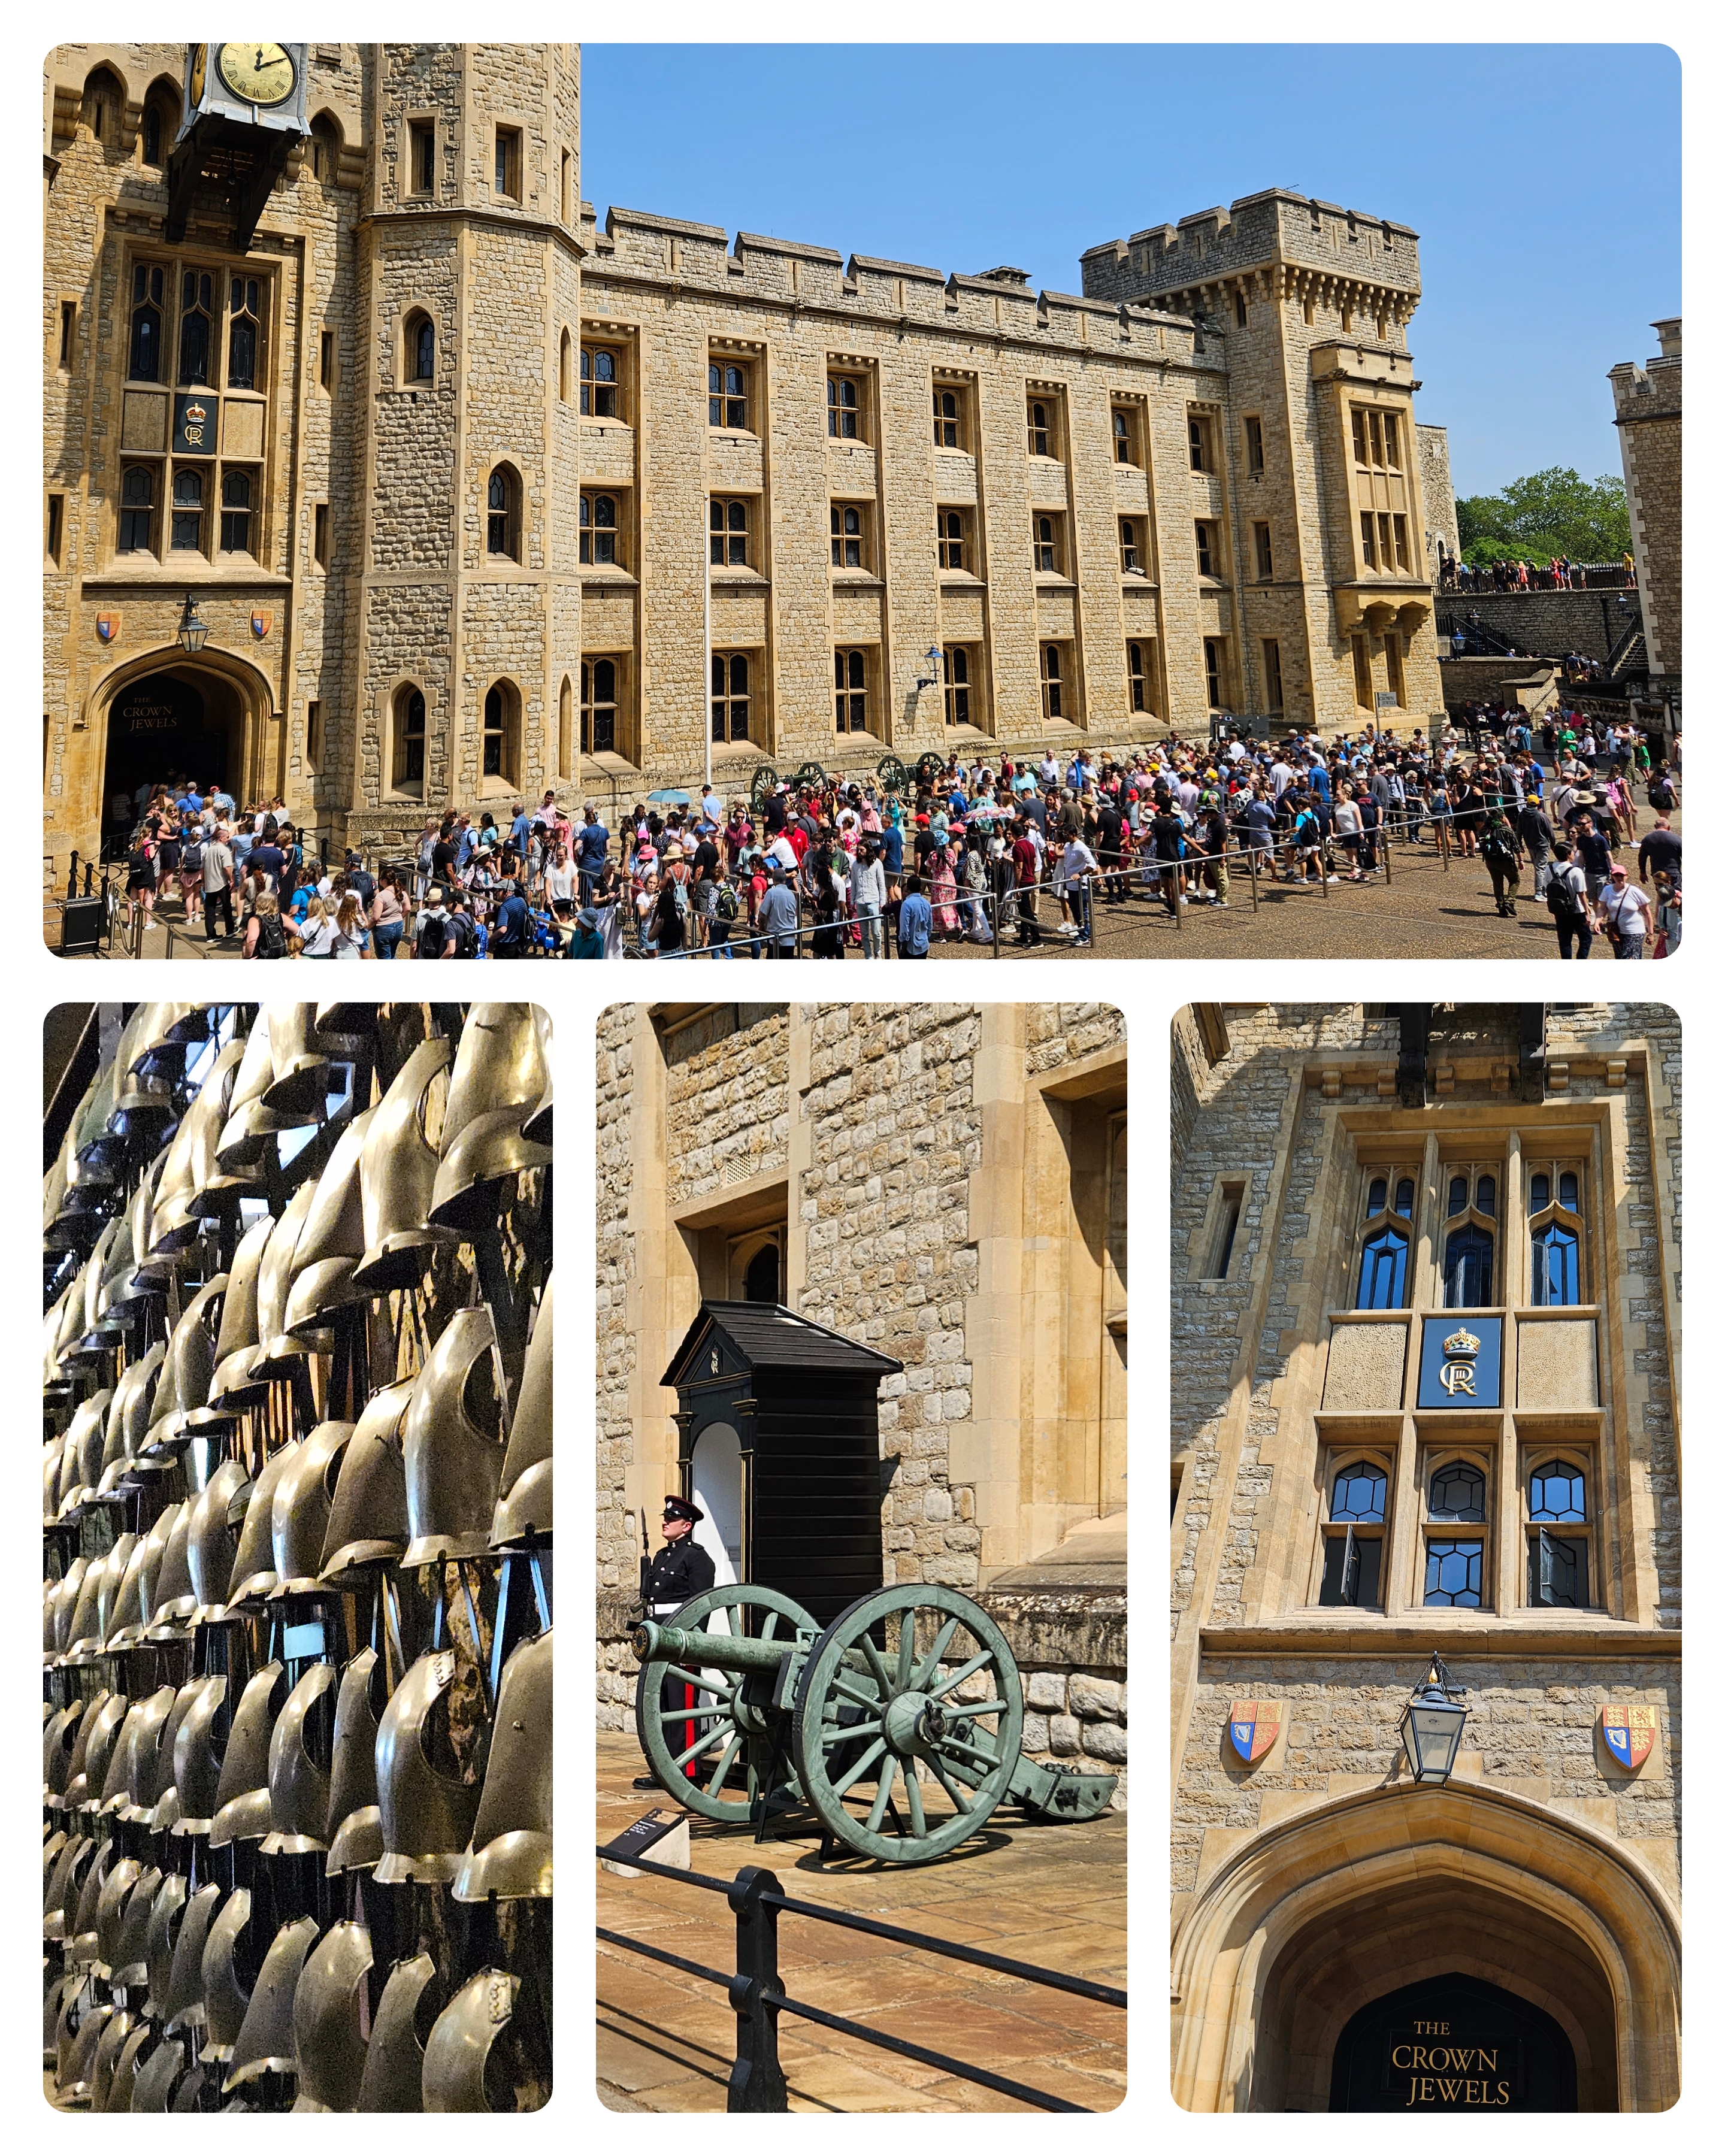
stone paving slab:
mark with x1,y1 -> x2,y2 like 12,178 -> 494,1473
595,1731 -> 1126,2113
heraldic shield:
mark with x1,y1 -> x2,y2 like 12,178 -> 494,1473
1228,1699 -> 1281,1764
1601,1704 -> 1656,1769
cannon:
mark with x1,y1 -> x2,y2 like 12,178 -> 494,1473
632,1581 -> 1116,1865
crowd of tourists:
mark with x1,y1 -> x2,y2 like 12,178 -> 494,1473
107,711 -> 1679,962
1438,555 -> 1636,593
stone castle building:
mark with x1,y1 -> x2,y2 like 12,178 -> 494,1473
43,41 -> 1450,887
1170,1002 -> 1679,2111
596,1001 -> 1127,1790
1611,319 -> 1681,704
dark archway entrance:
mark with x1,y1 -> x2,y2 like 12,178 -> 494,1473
1330,1973 -> 1578,2112
101,665 -> 240,839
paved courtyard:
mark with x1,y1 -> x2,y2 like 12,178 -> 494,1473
594,1731 -> 1127,2113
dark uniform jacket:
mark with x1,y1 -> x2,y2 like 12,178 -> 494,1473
644,1537 -> 716,1611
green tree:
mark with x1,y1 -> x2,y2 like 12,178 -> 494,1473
1454,467 -> 1630,564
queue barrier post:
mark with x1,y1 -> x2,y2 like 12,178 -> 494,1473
1248,844 -> 1259,913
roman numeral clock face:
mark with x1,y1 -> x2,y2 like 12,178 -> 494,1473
214,42 -> 297,108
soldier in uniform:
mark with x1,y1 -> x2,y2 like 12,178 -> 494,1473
634,1495 -> 718,1789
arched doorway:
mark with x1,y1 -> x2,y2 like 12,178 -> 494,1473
1330,1972 -> 1577,2110
94,650 -> 270,846
1170,1783 -> 1679,2111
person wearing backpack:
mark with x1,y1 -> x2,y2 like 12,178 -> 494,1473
1545,841 -> 1592,961
243,891 -> 289,960
414,886 -> 452,959
441,894 -> 479,959
491,879 -> 530,958
1480,810 -> 1523,916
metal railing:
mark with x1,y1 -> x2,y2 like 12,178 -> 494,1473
595,1844 -> 1126,2113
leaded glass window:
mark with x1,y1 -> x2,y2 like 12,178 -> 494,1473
1443,1224 -> 1493,1307
228,277 -> 261,390
129,264 -> 164,381
711,652 -> 752,743
831,504 -> 864,570
1357,1227 -> 1408,1309
118,465 -> 156,553
1331,1463 -> 1387,1522
709,361 -> 748,430
1424,1539 -> 1484,1607
1530,1461 -> 1586,1522
1430,1461 -> 1487,1521
1320,1528 -> 1382,1608
219,468 -> 252,553
710,498 -> 749,568
1532,1222 -> 1580,1306
1530,1531 -> 1588,1609
170,467 -> 204,551
828,375 -> 861,439
178,271 -> 214,386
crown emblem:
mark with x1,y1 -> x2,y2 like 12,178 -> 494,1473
1442,1327 -> 1480,1359
184,401 -> 207,422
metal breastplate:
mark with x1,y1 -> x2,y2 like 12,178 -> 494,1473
493,1273 -> 553,1547
290,1919 -> 373,2111
210,1661 -> 285,1846
131,2034 -> 187,2110
104,2022 -> 156,2113
93,1531 -> 140,1652
422,1970 -> 523,2112
216,1015 -> 285,1173
224,1913 -> 320,2091
374,1649 -> 483,1884
208,1214 -> 274,1409
145,1502 -> 198,1636
429,1005 -> 552,1234
68,1836 -> 116,1963
62,1999 -> 116,2102
355,1952 -> 438,2112
118,1682 -> 177,1822
143,1869 -> 189,2015
162,1880 -> 224,2033
67,1392 -> 116,1513
92,1854 -> 143,1975
263,1006 -> 336,1124
262,1661 -> 335,1852
455,1627 -> 553,1901
199,1886 -> 255,2061
403,1306 -> 509,1565
170,1673 -> 227,1830
43,1833 -> 92,1941
97,1699 -> 148,1817
283,1109 -> 375,1334
353,1036 -> 452,1293
225,1448 -> 301,1609
65,1688 -> 126,1810
104,1538 -> 149,1645
143,1276 -> 227,1457
44,1698 -> 84,1803
186,1458 -> 250,1621
89,2009 -> 138,2111
123,1498 -> 182,1639
49,1559 -> 89,1660
325,1647 -> 384,1873
110,1861 -> 162,1984
319,1378 -> 414,1582
247,1177 -> 320,1382
270,1419 -> 355,1594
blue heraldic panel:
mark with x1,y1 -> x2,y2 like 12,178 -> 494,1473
1417,1315 -> 1502,1408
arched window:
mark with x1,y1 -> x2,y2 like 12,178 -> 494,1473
219,469 -> 253,554
482,683 -> 519,782
170,468 -> 205,552
486,467 -> 520,560
1532,1222 -> 1580,1306
129,263 -> 164,381
177,270 -> 214,386
228,276 -> 262,389
1429,1461 -> 1486,1522
933,387 -> 962,448
827,375 -> 860,438
1443,1225 -> 1493,1307
743,1241 -> 780,1304
831,504 -> 864,570
403,311 -> 435,384
1027,399 -> 1051,457
709,497 -> 749,567
559,328 -> 572,402
143,101 -> 161,165
1331,1462 -> 1387,1522
581,344 -> 619,417
582,658 -> 618,755
1558,1170 -> 1579,1211
1394,1177 -> 1414,1215
709,361 -> 748,430
1531,1172 -> 1549,1209
580,492 -> 618,566
1321,1461 -> 1386,1607
82,66 -> 122,149
1367,1176 -> 1387,1215
1528,1459 -> 1588,1609
558,675 -> 573,771
1447,1174 -> 1468,1217
1356,1226 -> 1408,1310
392,684 -> 426,791
310,113 -> 343,184
1113,408 -> 1131,463
1530,1461 -> 1586,1522
1476,1174 -> 1496,1218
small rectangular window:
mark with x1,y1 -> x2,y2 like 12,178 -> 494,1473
1378,513 -> 1394,570
1392,513 -> 1411,573
932,383 -> 968,450
1369,410 -> 1384,465
1385,632 -> 1405,707
1112,405 -> 1139,465
830,501 -> 868,571
305,700 -> 323,773
1119,518 -> 1142,575
1253,523 -> 1274,581
1039,643 -> 1068,722
1195,520 -> 1215,578
936,507 -> 969,572
409,122 -> 435,195
1530,1532 -> 1588,1610
494,126 -> 521,199
1027,394 -> 1058,459
709,356 -> 749,431
1359,511 -> 1376,568
710,650 -> 753,743
59,300 -> 76,369
1032,511 -> 1065,576
580,490 -> 622,567
46,493 -> 64,565
1302,295 -> 1315,326
319,329 -> 335,390
1320,1528 -> 1383,1609
1382,411 -> 1401,468
313,501 -> 330,570
942,644 -> 975,729
709,496 -> 752,568
582,343 -> 622,419
1127,640 -> 1150,714
1203,637 -> 1226,710
1352,410 -> 1370,465
1205,1181 -> 1245,1277
1244,415 -> 1264,473
1234,292 -> 1248,329
560,148 -> 573,224
1352,634 -> 1373,708
1188,414 -> 1211,471
833,647 -> 870,734
1262,637 -> 1284,712
827,373 -> 865,441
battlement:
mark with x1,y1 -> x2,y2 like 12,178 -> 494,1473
1081,187 -> 1421,307
579,201 -> 1210,361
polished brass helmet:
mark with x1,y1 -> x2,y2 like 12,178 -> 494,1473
455,1627 -> 552,1901
422,1970 -> 529,2112
282,1109 -> 376,1333
352,1036 -> 452,1294
206,1213 -> 276,1410
429,1006 -> 552,1236
269,1419 -> 356,1595
290,1919 -> 373,2111
324,1646 -> 385,1875
374,1649 -> 483,1884
355,1952 -> 438,2112
402,1306 -> 509,1566
493,1273 -> 553,1548
225,1913 -> 320,2091
319,1375 -> 415,1584
262,1661 -> 336,1855
199,1887 -> 255,2063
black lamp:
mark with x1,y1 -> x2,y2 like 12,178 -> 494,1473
1399,1653 -> 1470,1783
176,592 -> 210,654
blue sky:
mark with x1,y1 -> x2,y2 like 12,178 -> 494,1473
581,43 -> 1679,500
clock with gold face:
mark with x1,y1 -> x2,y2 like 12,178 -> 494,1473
189,43 -> 207,105
214,42 -> 297,108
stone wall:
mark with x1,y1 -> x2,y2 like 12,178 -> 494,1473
1436,586 -> 1642,664
1416,420 -> 1458,565
1612,323 -> 1681,679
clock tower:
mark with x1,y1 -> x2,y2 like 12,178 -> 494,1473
167,41 -> 310,249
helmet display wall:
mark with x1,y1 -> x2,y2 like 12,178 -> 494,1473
43,1003 -> 553,2113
